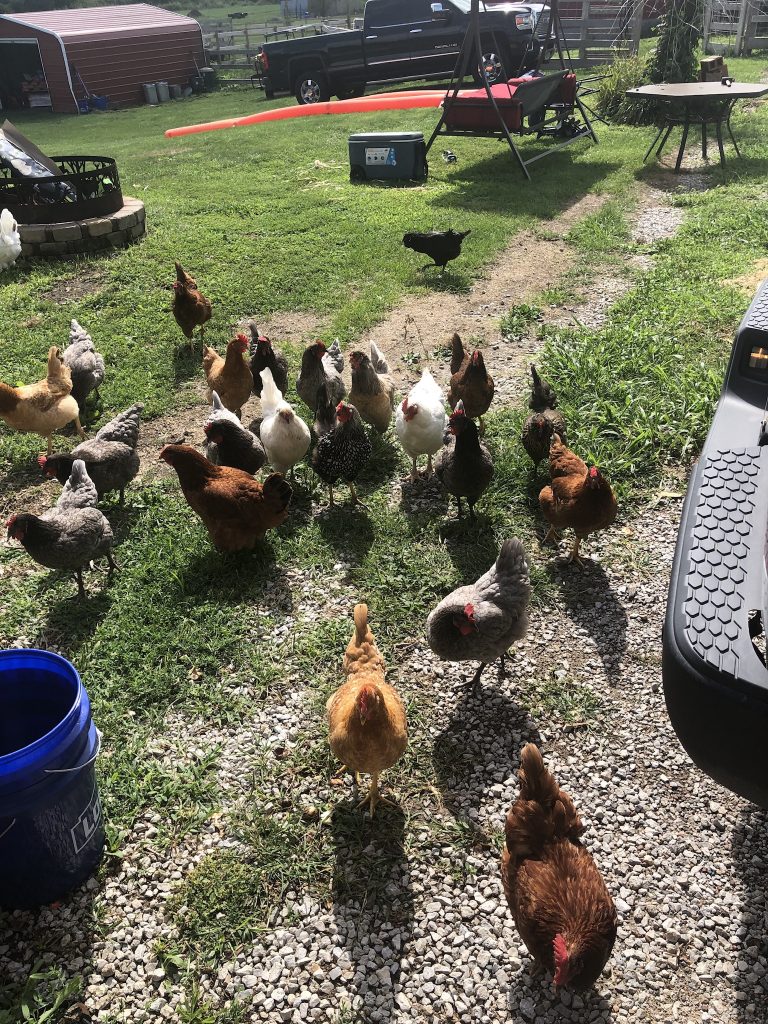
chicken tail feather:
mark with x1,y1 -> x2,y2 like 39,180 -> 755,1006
353,603 -> 370,643
262,473 -> 293,514
517,743 -> 583,840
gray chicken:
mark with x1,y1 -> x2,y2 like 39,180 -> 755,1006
434,400 -> 494,519
62,320 -> 106,414
38,403 -> 143,502
296,340 -> 346,412
326,338 -> 344,373
204,391 -> 265,474
7,459 -> 117,598
426,538 -> 530,691
348,348 -> 396,435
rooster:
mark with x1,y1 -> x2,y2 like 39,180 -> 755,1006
539,434 -> 617,565
311,402 -> 372,507
434,400 -> 493,519
248,324 -> 289,398
7,460 -> 116,597
395,369 -> 446,480
327,603 -> 407,815
39,403 -> 143,503
426,538 -> 530,690
204,391 -> 265,474
403,228 -> 470,273
172,262 -> 212,346
348,346 -> 396,434
159,444 -> 292,550
61,320 -> 105,416
0,347 -> 84,454
259,368 -> 310,476
501,744 -> 617,990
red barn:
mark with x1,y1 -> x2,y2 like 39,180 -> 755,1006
0,4 -> 205,114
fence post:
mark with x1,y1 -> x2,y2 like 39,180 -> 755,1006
580,0 -> 590,65
735,0 -> 749,55
629,0 -> 643,55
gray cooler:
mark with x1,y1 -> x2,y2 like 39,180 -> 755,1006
348,131 -> 428,183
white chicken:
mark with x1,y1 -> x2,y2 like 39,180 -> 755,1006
0,209 -> 22,271
259,367 -> 310,476
395,369 -> 447,481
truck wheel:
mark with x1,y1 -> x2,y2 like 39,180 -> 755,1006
294,73 -> 330,105
337,85 -> 366,100
265,89 -> 275,100
476,51 -> 510,86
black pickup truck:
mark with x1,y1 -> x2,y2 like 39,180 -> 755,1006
259,0 -> 553,104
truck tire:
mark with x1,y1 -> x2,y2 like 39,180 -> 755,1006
475,48 -> 512,86
337,85 -> 366,101
294,72 -> 330,105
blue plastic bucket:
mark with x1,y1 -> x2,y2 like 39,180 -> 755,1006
0,650 -> 104,909
89,95 -> 108,111
77,98 -> 90,114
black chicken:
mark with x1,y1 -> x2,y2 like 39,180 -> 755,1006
403,229 -> 471,273
311,402 -> 372,507
434,400 -> 494,519
249,324 -> 289,397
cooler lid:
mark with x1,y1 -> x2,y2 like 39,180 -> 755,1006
348,132 -> 425,143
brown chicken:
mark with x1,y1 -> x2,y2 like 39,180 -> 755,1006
327,604 -> 407,815
202,334 -> 253,418
539,434 -> 617,565
448,346 -> 494,432
449,331 -> 469,376
159,444 -> 291,550
0,347 -> 84,454
522,366 -> 568,467
348,346 -> 396,434
501,744 -> 617,991
172,262 -> 212,345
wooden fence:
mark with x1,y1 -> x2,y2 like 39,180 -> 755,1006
558,0 -> 643,66
703,0 -> 768,54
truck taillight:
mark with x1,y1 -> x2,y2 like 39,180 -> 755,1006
515,13 -> 533,29
259,49 -> 269,70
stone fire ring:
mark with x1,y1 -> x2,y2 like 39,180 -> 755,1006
18,197 -> 146,258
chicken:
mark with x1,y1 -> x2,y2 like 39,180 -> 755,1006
204,391 -> 265,474
327,603 -> 407,815
259,368 -> 311,476
38,403 -> 143,503
159,444 -> 292,550
450,331 -> 469,376
426,538 -> 529,690
61,320 -> 106,415
434,400 -> 493,519
448,348 -> 494,432
501,744 -> 617,990
203,334 -> 253,418
538,435 -> 618,565
248,324 -> 289,397
6,460 -> 116,597
0,208 -> 22,271
296,340 -> 345,412
311,402 -> 372,507
524,364 -> 567,456
326,338 -> 344,373
395,369 -> 446,480
172,261 -> 212,345
313,380 -> 337,438
0,347 -> 84,454
403,228 -> 470,273
348,348 -> 396,434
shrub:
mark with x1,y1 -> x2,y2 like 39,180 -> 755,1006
593,53 -> 656,125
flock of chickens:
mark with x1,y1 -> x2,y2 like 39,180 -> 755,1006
1,260 -> 620,993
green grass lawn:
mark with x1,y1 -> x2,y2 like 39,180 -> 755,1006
1,50 -> 768,1020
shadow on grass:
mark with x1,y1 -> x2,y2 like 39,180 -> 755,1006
548,557 -> 628,674
172,339 -> 204,387
331,801 -> 413,1018
316,504 -> 375,563
430,152 -> 622,217
433,683 -> 540,827
171,542 -> 292,610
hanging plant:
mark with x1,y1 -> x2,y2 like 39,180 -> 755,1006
646,0 -> 705,84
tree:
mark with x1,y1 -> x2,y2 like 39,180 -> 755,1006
646,0 -> 705,83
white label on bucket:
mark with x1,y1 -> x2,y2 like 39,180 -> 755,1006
366,147 -> 396,166
71,786 -> 102,854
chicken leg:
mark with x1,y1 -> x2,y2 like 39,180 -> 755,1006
426,454 -> 434,476
75,416 -> 86,440
410,456 -> 418,483
75,568 -> 86,599
567,536 -> 585,568
348,482 -> 368,510
468,662 -> 486,693
356,771 -> 396,816
542,526 -> 562,546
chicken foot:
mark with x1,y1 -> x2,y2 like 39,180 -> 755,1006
467,662 -> 487,693
356,771 -> 396,817
348,482 -> 368,510
541,526 -> 562,546
75,568 -> 86,599
75,416 -> 86,440
566,536 -> 585,568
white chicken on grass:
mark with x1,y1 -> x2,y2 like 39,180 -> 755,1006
395,369 -> 447,481
259,367 -> 310,476
0,209 -> 22,271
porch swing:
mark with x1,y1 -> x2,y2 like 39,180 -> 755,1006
425,0 -> 597,180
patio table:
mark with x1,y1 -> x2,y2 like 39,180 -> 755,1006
626,81 -> 768,172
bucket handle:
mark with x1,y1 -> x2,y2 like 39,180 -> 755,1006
44,729 -> 102,774
0,819 -> 16,841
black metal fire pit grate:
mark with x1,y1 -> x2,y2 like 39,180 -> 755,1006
0,156 -> 123,225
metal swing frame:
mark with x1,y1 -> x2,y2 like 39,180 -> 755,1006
425,0 -> 598,180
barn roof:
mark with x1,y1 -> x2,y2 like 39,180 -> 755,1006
2,4 -> 200,39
